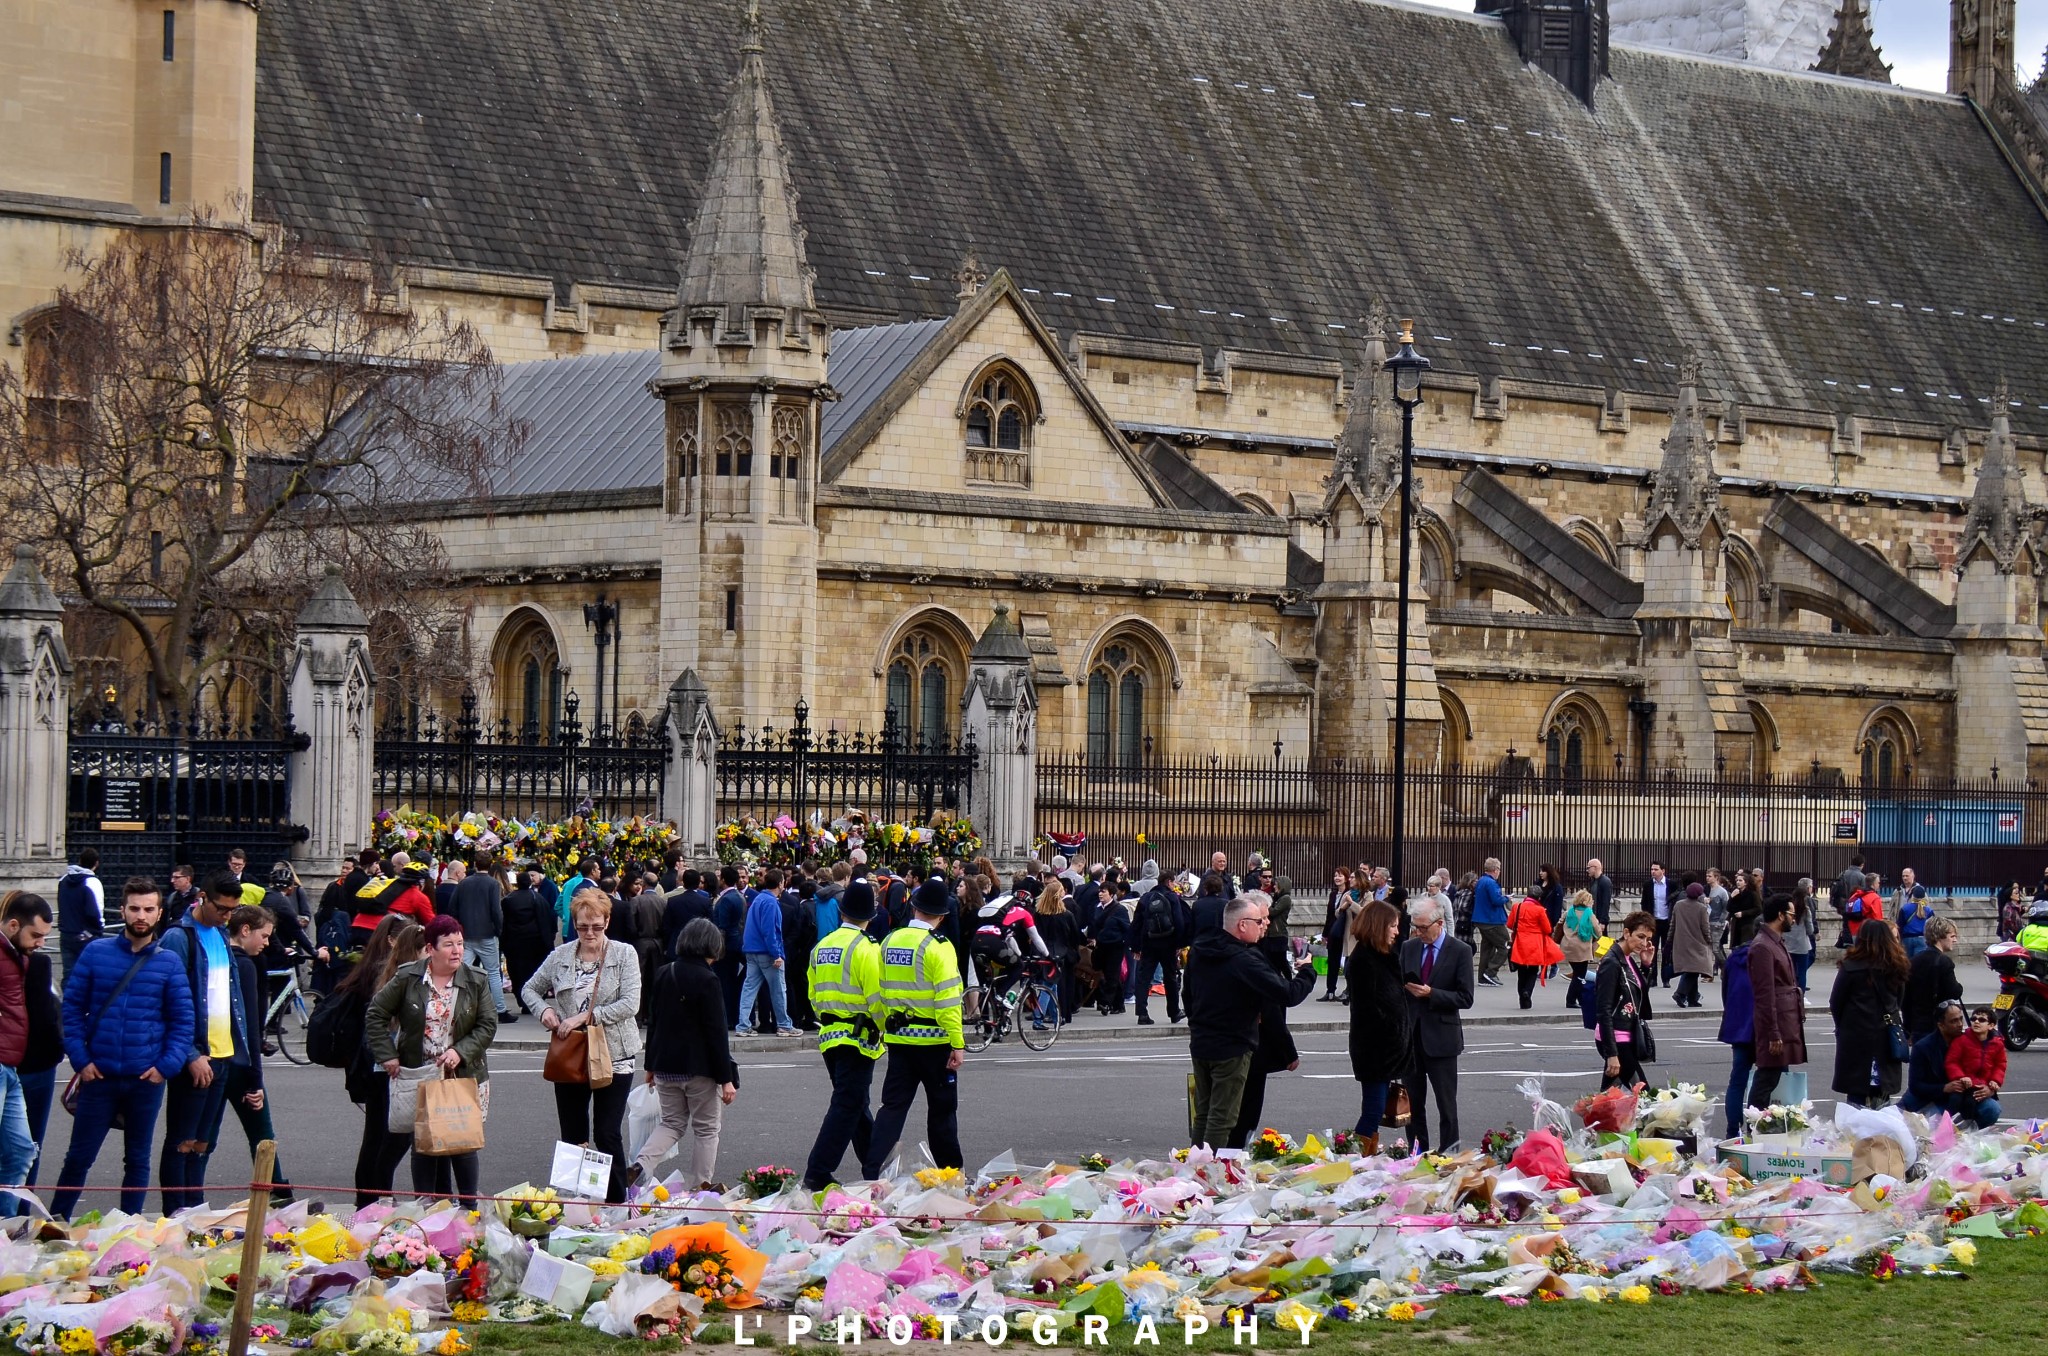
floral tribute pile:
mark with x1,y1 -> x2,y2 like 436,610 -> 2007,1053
368,808 -> 677,877
716,812 -> 980,877
3,1093 -> 2044,1353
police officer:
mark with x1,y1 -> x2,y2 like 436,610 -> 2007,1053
801,882 -> 883,1191
862,880 -> 965,1178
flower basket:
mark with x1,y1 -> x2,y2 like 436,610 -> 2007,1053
505,1217 -> 556,1240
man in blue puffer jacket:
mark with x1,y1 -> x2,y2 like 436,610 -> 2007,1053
53,878 -> 194,1218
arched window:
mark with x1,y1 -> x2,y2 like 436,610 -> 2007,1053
495,612 -> 564,740
711,402 -> 751,517
21,309 -> 93,456
671,422 -> 699,516
885,628 -> 956,751
962,364 -> 1034,486
1747,700 -> 1778,781
1086,641 -> 1151,770
1860,711 -> 1911,788
1540,697 -> 1605,793
770,404 -> 808,520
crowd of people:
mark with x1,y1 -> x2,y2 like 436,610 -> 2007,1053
3,840 -> 2037,1219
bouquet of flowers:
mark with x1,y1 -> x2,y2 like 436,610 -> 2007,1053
1637,1083 -> 1714,1136
1743,1101 -> 1813,1136
368,1228 -> 445,1273
370,807 -> 451,859
912,1165 -> 963,1190
641,1245 -> 746,1307
104,1322 -> 178,1356
1078,1153 -> 1110,1172
1479,1127 -> 1524,1165
739,1165 -> 797,1199
1249,1128 -> 1303,1163
501,1185 -> 564,1237
1574,1085 -> 1639,1134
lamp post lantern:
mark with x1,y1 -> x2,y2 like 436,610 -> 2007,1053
1384,319 -> 1430,892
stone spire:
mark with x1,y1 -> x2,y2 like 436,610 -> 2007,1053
1643,354 -> 1722,548
1962,383 -> 2032,571
1326,302 -> 1398,512
674,0 -> 816,330
1812,0 -> 1891,82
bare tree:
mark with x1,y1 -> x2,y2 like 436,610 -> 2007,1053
0,213 -> 516,715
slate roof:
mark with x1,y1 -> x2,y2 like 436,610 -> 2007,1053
820,320 -> 948,453
252,0 -> 2048,434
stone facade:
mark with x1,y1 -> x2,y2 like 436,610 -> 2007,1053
4,0 -> 2047,792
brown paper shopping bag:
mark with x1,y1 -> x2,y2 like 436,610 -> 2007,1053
415,1074 -> 486,1156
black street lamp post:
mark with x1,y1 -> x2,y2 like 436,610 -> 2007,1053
1384,319 -> 1430,892
583,594 -> 621,742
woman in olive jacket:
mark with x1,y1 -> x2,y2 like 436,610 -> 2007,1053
368,914 -> 497,1202
1829,918 -> 1909,1106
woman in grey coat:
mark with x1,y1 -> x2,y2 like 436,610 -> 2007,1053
1669,882 -> 1718,1009
523,887 -> 644,1201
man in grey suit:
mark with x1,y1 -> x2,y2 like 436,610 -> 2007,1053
1398,891 -> 1474,1154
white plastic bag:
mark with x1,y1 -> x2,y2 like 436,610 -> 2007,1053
624,1081 -> 661,1168
1832,1102 -> 1917,1169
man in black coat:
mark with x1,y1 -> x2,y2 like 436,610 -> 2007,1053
662,868 -> 713,958
1182,895 -> 1315,1149
499,872 -> 554,1015
1397,893 -> 1475,1153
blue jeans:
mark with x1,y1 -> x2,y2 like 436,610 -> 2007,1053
1902,935 -> 1927,959
1354,1080 -> 1392,1137
1901,1088 -> 2001,1128
737,953 -> 790,1031
53,1075 -> 166,1218
464,937 -> 507,1013
159,1065 -> 233,1214
0,1067 -> 36,1213
1725,1041 -> 1754,1140
1793,952 -> 1813,991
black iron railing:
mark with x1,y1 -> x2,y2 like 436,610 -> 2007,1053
1036,753 -> 2045,893
372,688 -> 666,822
717,701 -> 975,827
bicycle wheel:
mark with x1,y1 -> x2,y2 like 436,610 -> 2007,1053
1018,980 -> 1061,1050
276,989 -> 312,1065
964,985 -> 999,1053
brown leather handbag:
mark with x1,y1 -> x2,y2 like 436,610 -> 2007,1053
543,1027 -> 590,1084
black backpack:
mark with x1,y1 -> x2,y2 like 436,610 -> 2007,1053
306,989 -> 366,1069
1143,887 -> 1179,943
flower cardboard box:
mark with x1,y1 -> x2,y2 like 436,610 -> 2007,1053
1568,1159 -> 1636,1197
1712,1135 -> 1854,1186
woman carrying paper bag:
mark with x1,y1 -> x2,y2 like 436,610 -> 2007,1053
370,914 -> 497,1203
524,887 -> 643,1203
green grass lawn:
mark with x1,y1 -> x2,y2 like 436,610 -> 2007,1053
441,1237 -> 2048,1356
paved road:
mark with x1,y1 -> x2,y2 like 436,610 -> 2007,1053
32,957 -> 2036,1209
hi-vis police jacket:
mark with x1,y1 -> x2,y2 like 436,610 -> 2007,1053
877,921 -> 965,1048
808,923 -> 884,1059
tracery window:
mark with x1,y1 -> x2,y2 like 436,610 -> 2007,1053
711,402 -> 751,516
1861,713 -> 1910,788
1086,641 -> 1152,771
885,629 -> 954,751
21,310 -> 92,457
770,404 -> 807,519
963,366 -> 1032,486
1541,701 -> 1597,793
495,612 -> 564,740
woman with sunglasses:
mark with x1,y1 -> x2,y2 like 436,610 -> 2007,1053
524,888 -> 643,1202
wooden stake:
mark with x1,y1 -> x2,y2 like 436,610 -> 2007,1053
227,1139 -> 277,1356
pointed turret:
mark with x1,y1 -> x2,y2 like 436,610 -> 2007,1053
667,0 -> 823,357
1812,0 -> 1891,82
1325,303 -> 1398,514
1961,384 -> 2033,572
1642,355 -> 1723,549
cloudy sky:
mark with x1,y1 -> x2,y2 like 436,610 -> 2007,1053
1417,1 -> 2046,92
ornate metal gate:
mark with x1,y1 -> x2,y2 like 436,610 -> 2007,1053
66,701 -> 307,887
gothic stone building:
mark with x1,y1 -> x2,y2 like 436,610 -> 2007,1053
6,0 -> 2048,784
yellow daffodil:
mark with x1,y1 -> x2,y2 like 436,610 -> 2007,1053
1948,1239 -> 1978,1266
1619,1285 -> 1651,1304
1385,1302 -> 1417,1322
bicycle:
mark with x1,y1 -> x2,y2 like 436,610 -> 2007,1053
263,950 -> 314,1066
1014,957 -> 1064,1051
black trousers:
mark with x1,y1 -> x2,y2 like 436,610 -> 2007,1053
353,1078 -> 410,1209
1653,917 -> 1674,983
1134,947 -> 1181,1021
505,941 -> 549,1012
1564,961 -> 1590,1007
408,1147 -> 479,1202
1673,972 -> 1703,1006
803,1046 -> 877,1189
1749,1065 -> 1786,1110
1091,944 -> 1125,1012
1603,1049 -> 1647,1091
554,1079 -> 632,1202
862,1044 -> 960,1179
1514,963 -> 1540,1009
1402,1052 -> 1460,1152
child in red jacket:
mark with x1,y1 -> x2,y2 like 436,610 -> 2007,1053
1943,1008 -> 2007,1127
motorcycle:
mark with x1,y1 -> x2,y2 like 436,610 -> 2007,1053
1984,941 -> 2048,1052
